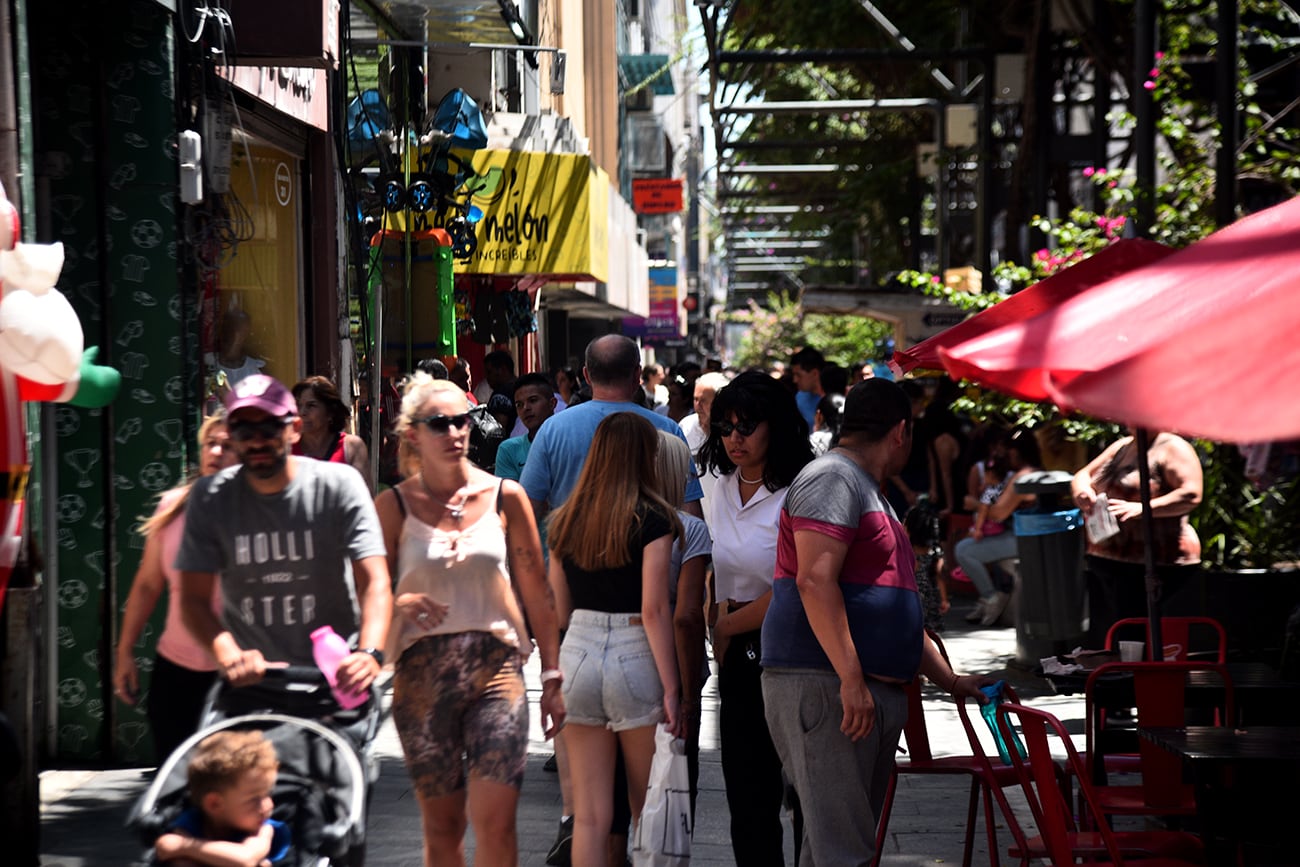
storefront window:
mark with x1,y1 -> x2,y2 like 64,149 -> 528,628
202,136 -> 303,402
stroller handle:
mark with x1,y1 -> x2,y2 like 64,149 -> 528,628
261,664 -> 330,685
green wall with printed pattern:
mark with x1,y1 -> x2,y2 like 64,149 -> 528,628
31,0 -> 193,762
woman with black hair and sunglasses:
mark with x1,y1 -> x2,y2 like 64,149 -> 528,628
374,373 -> 565,866
697,370 -> 815,866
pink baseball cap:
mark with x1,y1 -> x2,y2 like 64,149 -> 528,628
224,374 -> 297,419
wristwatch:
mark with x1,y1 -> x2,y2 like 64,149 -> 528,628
358,647 -> 385,666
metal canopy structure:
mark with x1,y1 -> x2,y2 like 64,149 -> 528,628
697,1 -> 990,312
695,0 -> 1258,321
367,0 -> 528,45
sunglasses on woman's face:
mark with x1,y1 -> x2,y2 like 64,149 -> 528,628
228,417 -> 292,442
418,412 -> 472,434
713,418 -> 759,438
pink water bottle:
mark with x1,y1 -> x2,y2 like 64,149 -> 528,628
310,626 -> 368,710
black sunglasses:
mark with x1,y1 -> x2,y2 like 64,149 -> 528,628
418,412 -> 472,434
228,417 -> 292,442
713,418 -> 760,438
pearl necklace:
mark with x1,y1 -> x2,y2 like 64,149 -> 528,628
738,469 -> 763,485
420,473 -> 468,521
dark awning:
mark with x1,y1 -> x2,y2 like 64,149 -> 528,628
619,54 -> 675,96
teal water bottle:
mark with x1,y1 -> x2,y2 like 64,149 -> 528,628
979,680 -> 1027,765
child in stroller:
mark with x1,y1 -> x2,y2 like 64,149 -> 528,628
129,667 -> 379,867
153,729 -> 291,866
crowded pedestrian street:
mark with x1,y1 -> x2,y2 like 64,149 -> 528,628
4,1 -> 1300,865
41,604 -> 1079,866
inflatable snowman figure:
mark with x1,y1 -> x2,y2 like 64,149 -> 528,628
0,180 -> 120,611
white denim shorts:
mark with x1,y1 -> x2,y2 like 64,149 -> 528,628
560,610 -> 665,731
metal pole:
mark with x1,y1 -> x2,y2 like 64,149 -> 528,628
935,105 -> 947,275
1133,0 -> 1157,236
978,52 -> 994,277
1134,428 -> 1163,661
1216,0 -> 1238,228
718,47 -> 991,64
370,248 -> 384,484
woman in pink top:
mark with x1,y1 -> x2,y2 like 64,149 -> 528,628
113,411 -> 237,759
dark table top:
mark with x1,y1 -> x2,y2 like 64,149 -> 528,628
1139,725 -> 1300,763
1042,661 -> 1300,696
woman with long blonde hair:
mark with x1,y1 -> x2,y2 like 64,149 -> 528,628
375,373 -> 563,867
548,412 -> 684,867
113,411 -> 237,759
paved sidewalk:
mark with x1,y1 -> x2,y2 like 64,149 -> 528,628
38,601 -> 1087,865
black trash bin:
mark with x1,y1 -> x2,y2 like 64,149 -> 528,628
1012,471 -> 1087,666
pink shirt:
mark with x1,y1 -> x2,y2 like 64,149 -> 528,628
154,490 -> 221,671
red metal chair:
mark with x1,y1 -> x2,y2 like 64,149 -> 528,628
951,685 -> 1067,866
1083,661 -> 1235,828
954,686 -> 1203,865
872,632 -> 1057,867
1092,616 -> 1222,779
1104,616 -> 1228,663
996,702 -> 1205,866
871,670 -> 996,867
1094,618 -> 1229,776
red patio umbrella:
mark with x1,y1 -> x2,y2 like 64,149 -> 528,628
936,194 -> 1300,658
891,238 -> 1174,375
938,195 -> 1300,434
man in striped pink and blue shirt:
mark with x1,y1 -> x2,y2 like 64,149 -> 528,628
761,378 -> 988,865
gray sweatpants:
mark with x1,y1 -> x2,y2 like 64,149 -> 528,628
762,669 -> 908,867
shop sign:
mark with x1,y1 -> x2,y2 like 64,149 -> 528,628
222,65 -> 329,130
632,178 -> 684,214
393,150 -> 610,281
644,267 -> 680,344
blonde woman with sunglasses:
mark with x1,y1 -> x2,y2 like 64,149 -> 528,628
375,373 -> 564,866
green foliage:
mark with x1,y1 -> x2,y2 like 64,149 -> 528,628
723,293 -> 807,370
806,311 -> 894,369
1192,442 -> 1300,570
723,292 -> 892,370
901,173 -> 1299,568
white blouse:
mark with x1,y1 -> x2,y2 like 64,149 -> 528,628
706,472 -> 787,604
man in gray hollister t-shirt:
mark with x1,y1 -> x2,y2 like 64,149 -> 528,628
178,375 -> 391,698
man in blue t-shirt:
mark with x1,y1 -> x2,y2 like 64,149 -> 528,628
790,346 -> 826,431
521,335 -> 704,517
495,373 -> 557,483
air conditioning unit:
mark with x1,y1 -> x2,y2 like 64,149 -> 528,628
625,86 -> 654,112
628,115 -> 666,173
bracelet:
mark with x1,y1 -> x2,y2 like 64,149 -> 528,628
541,668 -> 564,684
948,672 -> 961,692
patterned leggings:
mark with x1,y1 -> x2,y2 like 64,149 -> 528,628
392,632 -> 528,798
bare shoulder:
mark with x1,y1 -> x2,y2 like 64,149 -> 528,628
373,484 -> 406,523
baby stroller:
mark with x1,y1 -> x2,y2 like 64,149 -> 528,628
127,666 -> 382,866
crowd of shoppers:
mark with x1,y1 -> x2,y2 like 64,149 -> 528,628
127,332 -> 1210,867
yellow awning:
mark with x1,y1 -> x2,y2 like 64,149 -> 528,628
387,150 -> 610,283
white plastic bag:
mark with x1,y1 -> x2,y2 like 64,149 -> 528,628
631,723 -> 691,867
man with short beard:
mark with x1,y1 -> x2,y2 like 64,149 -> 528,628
178,375 -> 392,713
